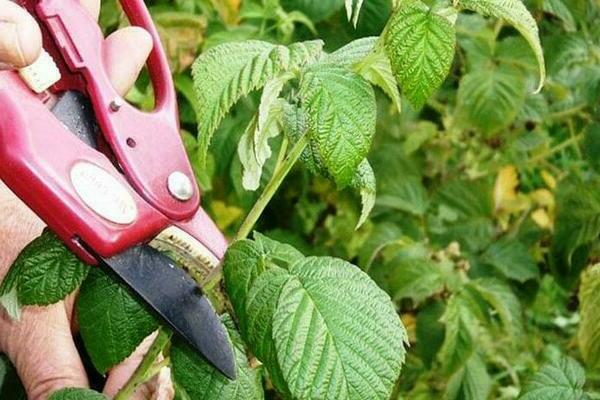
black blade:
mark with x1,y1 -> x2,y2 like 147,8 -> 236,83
51,92 -> 236,378
101,245 -> 236,379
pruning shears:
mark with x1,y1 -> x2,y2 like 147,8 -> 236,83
0,0 -> 236,378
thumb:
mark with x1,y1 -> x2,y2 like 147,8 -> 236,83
2,303 -> 89,400
0,0 -> 42,70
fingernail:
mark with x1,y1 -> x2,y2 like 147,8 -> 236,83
0,20 -> 25,68
0,20 -> 27,68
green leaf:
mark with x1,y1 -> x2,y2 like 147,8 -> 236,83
578,264 -> 600,370
438,293 -> 476,374
445,354 -> 492,400
0,355 -> 26,400
583,123 -> 600,174
324,37 -> 378,67
171,315 -> 264,399
467,278 -> 523,337
377,175 -> 429,216
223,234 -> 407,400
385,0 -> 456,108
299,65 -> 377,187
281,0 -> 344,22
429,179 -> 495,251
350,159 -> 376,228
456,63 -> 526,135
223,233 -> 303,394
416,301 -> 446,367
457,0 -> 545,91
77,268 -> 159,373
543,0 -> 576,32
193,40 -> 323,166
551,177 -> 600,287
482,237 -> 539,282
358,222 -> 403,270
356,48 -> 402,114
49,388 -> 108,400
0,288 -> 21,320
385,258 -> 447,305
519,355 -> 588,399
272,257 -> 407,399
0,230 -> 89,308
345,0 -> 366,27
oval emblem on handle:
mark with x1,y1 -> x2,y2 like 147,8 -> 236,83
70,162 -> 138,225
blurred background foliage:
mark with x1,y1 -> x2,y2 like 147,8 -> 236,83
94,0 -> 600,398
2,0 -> 600,399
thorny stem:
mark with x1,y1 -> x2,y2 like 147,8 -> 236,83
235,132 -> 309,242
114,328 -> 173,400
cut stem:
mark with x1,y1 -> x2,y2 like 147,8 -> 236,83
114,328 -> 173,400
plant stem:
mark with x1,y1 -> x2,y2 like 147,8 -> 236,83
526,133 -> 584,167
235,132 -> 309,242
114,328 -> 173,400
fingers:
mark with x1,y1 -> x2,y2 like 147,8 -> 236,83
0,183 -> 86,400
1,305 -> 89,400
104,332 -> 174,400
0,0 -> 42,69
103,27 -> 153,96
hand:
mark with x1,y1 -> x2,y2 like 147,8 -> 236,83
0,1 -> 173,398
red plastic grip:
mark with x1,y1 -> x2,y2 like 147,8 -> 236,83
0,0 -> 229,263
34,0 -> 200,221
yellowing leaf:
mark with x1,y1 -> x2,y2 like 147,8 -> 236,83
494,165 -> 518,211
531,189 -> 555,209
541,170 -> 557,190
531,208 -> 552,230
155,12 -> 206,73
211,0 -> 241,25
211,201 -> 244,231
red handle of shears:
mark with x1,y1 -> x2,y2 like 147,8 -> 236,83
0,0 -> 228,263
32,0 -> 200,220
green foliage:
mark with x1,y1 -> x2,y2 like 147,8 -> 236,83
482,237 -> 539,282
6,0 -> 600,398
77,268 -> 159,373
385,0 -> 456,108
281,0 -> 344,22
438,292 -> 476,375
192,40 -> 323,166
171,315 -> 264,399
456,64 -> 527,135
551,177 -> 600,287
223,233 -> 407,399
445,354 -> 492,400
299,64 -> 376,187
49,389 -> 107,400
578,265 -> 600,371
457,0 -> 545,90
0,355 -> 25,400
0,230 -> 89,316
519,355 -> 589,399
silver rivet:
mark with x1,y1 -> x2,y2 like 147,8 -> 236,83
110,98 -> 124,111
168,171 -> 194,201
